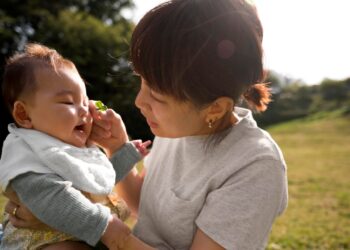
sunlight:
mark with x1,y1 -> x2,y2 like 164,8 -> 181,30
255,0 -> 350,83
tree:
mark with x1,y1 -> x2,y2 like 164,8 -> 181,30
0,0 -> 153,154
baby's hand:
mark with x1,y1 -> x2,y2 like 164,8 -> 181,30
89,101 -> 129,157
132,140 -> 152,157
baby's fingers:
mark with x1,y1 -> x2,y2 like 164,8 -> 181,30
142,140 -> 152,148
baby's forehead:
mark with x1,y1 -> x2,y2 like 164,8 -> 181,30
34,66 -> 83,87
34,64 -> 76,78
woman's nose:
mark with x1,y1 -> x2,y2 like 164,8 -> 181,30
135,88 -> 151,112
135,89 -> 143,109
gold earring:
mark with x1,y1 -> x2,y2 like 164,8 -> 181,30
208,119 -> 213,129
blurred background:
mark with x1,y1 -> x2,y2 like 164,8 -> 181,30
0,0 -> 349,249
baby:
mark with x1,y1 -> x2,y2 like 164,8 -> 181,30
0,43 -> 148,249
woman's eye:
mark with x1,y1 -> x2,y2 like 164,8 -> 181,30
150,91 -> 166,103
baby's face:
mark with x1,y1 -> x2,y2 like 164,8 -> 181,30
25,67 -> 93,147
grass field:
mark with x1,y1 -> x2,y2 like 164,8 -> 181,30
1,111 -> 349,249
266,111 -> 350,250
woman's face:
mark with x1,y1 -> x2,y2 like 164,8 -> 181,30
135,78 -> 211,138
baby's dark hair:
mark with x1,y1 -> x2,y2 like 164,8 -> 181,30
2,43 -> 76,112
131,0 -> 271,112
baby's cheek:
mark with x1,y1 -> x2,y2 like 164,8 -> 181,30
65,107 -> 79,117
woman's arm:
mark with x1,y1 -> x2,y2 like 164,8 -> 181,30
190,229 -> 225,250
101,214 -> 155,250
114,168 -> 145,215
88,102 -> 129,158
89,102 -> 146,214
87,103 -> 156,248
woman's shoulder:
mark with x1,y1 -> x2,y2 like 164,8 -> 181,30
221,108 -> 286,165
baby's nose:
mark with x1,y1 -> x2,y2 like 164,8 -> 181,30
79,104 -> 89,117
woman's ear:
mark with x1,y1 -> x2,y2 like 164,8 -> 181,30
12,101 -> 33,128
205,97 -> 233,124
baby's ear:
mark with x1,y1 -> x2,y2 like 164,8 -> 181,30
12,101 -> 33,128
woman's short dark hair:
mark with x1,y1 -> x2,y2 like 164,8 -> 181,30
131,0 -> 271,112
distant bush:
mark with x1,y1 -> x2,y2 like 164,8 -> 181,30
254,77 -> 350,127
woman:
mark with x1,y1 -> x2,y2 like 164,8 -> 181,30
3,0 -> 288,249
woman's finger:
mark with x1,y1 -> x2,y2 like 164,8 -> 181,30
90,123 -> 112,139
8,214 -> 48,230
106,109 -> 123,127
8,214 -> 28,228
3,187 -> 21,203
93,118 -> 112,132
89,100 -> 111,121
6,204 -> 51,230
4,200 -> 19,215
4,201 -> 28,228
89,100 -> 101,119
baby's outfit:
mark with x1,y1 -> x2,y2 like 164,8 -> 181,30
0,124 -> 141,249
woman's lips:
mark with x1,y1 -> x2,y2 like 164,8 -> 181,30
146,118 -> 158,128
141,111 -> 158,128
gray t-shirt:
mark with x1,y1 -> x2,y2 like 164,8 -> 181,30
133,108 -> 288,250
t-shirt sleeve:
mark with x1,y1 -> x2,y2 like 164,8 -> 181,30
195,159 -> 288,250
11,172 -> 111,246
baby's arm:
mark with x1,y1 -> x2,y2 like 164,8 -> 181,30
111,141 -> 143,182
8,142 -> 145,247
11,173 -> 155,249
11,172 -> 109,246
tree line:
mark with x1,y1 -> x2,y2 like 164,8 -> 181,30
254,74 -> 350,127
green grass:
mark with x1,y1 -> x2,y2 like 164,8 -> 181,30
0,194 -> 5,222
266,111 -> 350,249
1,111 -> 349,249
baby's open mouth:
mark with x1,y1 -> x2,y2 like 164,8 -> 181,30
75,124 -> 85,132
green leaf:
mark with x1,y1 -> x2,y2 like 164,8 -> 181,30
95,100 -> 108,111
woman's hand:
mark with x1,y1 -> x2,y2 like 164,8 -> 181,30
101,214 -> 155,250
100,214 -> 131,249
3,188 -> 50,230
88,101 -> 129,158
